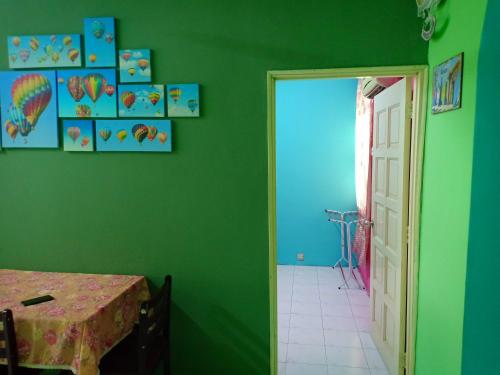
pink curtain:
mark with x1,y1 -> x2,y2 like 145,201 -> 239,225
352,80 -> 374,292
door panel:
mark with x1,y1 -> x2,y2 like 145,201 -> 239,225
370,78 -> 411,375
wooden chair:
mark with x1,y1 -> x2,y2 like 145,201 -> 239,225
0,310 -> 40,375
99,275 -> 172,375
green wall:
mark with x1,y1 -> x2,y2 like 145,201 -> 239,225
415,1 -> 487,374
0,0 -> 426,374
462,0 -> 500,373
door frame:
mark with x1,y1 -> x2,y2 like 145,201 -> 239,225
267,65 -> 428,375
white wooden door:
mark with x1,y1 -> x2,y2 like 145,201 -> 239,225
370,78 -> 411,375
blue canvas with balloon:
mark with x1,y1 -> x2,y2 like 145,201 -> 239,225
95,119 -> 172,152
7,34 -> 82,69
63,120 -> 94,152
166,83 -> 200,117
0,70 -> 58,148
118,84 -> 165,117
84,17 -> 116,67
119,49 -> 151,83
57,69 -> 117,118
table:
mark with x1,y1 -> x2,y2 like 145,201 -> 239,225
0,269 -> 150,375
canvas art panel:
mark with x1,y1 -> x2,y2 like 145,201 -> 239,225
432,52 -> 464,114
118,84 -> 164,117
84,17 -> 116,67
0,70 -> 58,148
95,119 -> 172,152
57,69 -> 117,118
119,49 -> 151,83
166,83 -> 200,117
63,120 -> 94,152
8,34 -> 82,69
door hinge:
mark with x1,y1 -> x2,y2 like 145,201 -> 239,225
401,351 -> 407,368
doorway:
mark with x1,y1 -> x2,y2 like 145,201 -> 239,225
268,66 -> 428,375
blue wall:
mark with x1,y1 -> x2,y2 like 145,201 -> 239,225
462,1 -> 500,373
276,78 -> 358,266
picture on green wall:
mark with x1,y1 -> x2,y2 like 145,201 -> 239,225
432,52 -> 464,114
0,70 -> 58,148
119,49 -> 151,83
167,83 -> 200,117
63,120 -> 94,152
95,119 -> 171,152
7,34 -> 82,69
84,17 -> 116,67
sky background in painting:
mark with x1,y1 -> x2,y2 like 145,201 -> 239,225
84,17 -> 116,67
95,119 -> 171,152
57,69 -> 117,118
118,84 -> 164,117
0,71 -> 58,148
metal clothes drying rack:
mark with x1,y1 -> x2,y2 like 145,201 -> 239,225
324,209 -> 365,290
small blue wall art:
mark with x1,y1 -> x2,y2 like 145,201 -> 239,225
84,17 -> 116,67
8,34 -> 82,69
96,119 -> 172,152
166,83 -> 200,117
63,120 -> 94,152
118,84 -> 164,117
119,49 -> 151,83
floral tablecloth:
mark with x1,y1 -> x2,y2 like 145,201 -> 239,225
0,269 -> 150,374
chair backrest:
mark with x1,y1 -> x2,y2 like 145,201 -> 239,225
0,309 -> 19,375
137,275 -> 172,375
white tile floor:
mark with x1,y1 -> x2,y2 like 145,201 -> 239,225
278,265 -> 389,375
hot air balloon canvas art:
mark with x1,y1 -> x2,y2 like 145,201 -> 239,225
0,70 -> 58,148
7,34 -> 82,69
118,84 -> 164,117
95,119 -> 172,152
62,120 -> 94,152
119,49 -> 151,83
84,17 -> 116,67
166,83 -> 200,117
57,69 -> 117,118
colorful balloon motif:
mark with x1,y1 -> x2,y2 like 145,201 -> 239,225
51,52 -> 60,63
169,87 -> 181,102
121,51 -> 131,61
89,54 -> 97,63
147,126 -> 157,141
137,59 -> 149,71
148,92 -> 160,106
18,49 -> 30,62
50,35 -> 57,44
58,77 -> 65,84
12,36 -> 21,47
63,35 -> 72,47
30,37 -> 40,51
117,129 -> 128,142
76,104 -> 92,118
105,85 -> 115,96
82,74 -> 107,103
99,129 -> 111,142
11,73 -> 52,129
67,48 -> 79,62
92,20 -> 105,39
67,126 -> 81,142
104,33 -> 114,44
8,105 -> 31,137
81,137 -> 90,147
10,54 -> 17,63
67,76 -> 85,102
5,120 -> 18,141
44,44 -> 53,56
132,124 -> 148,144
158,132 -> 168,144
128,68 -> 136,76
121,91 -> 136,109
187,99 -> 198,113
